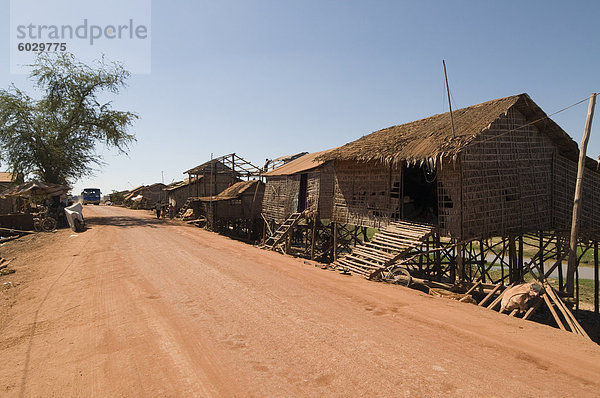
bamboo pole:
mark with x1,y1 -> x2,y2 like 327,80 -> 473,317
567,93 -> 597,295
442,60 -> 456,138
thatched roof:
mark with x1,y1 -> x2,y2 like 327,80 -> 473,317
164,178 -> 194,192
1,180 -> 69,198
197,180 -> 263,202
319,94 -> 583,166
124,183 -> 166,200
184,159 -> 236,176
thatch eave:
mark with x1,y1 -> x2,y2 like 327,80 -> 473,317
317,93 -> 597,170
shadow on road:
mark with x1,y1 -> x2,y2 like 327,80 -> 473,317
85,215 -> 167,228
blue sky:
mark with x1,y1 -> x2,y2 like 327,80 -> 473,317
1,0 -> 599,195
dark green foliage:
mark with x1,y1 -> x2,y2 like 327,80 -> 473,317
0,53 -> 137,185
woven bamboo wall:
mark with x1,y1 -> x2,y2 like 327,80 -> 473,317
262,165 -> 334,222
167,175 -> 232,212
460,108 -> 555,239
437,158 -> 461,237
208,188 -> 265,220
553,154 -> 600,239
307,170 -> 320,214
261,175 -> 300,222
317,162 -> 334,219
332,160 -> 401,229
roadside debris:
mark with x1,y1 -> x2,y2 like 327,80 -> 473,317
64,203 -> 85,232
500,282 -> 543,313
429,287 -> 477,304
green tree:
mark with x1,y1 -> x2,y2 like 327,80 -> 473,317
0,53 -> 137,185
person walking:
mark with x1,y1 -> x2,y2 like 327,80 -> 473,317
155,202 -> 161,219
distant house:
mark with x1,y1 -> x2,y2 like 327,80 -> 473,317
261,149 -> 335,223
164,174 -> 234,214
197,179 -> 265,237
0,172 -> 15,191
0,173 -> 16,214
124,183 -> 166,209
176,154 -> 262,217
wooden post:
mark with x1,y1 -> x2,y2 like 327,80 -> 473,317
333,222 -> 339,261
310,215 -> 317,260
518,235 -> 524,282
479,239 -> 485,283
539,230 -> 545,275
508,236 -> 517,283
595,241 -> 599,315
557,241 -> 564,291
455,244 -> 463,286
567,93 -> 597,295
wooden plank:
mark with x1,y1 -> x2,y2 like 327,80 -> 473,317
352,248 -> 392,263
381,228 -> 430,239
375,232 -> 424,246
522,298 -> 543,320
353,246 -> 394,258
543,293 -> 566,331
545,285 -> 589,338
465,280 -> 483,295
0,227 -> 34,235
371,238 -> 412,250
337,259 -> 370,276
344,255 -> 384,270
364,240 -> 408,252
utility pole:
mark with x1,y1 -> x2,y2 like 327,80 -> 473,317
443,60 -> 456,138
567,93 -> 597,295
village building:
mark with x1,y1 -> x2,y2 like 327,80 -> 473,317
197,179 -> 265,241
124,183 -> 167,209
312,93 -> 599,333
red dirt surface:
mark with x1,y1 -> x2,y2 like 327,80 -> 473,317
1,205 -> 600,397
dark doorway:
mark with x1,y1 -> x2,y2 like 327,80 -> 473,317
402,164 -> 438,224
297,174 -> 308,212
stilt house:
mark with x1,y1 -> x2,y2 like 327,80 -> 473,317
319,93 -> 600,241
198,179 -> 265,226
261,149 -> 336,223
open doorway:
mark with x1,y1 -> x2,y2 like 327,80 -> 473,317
402,164 -> 438,224
297,174 -> 308,212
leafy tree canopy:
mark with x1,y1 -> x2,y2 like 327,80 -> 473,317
0,53 -> 137,185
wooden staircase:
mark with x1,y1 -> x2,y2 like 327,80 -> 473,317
175,197 -> 194,218
332,220 -> 436,279
261,212 -> 304,253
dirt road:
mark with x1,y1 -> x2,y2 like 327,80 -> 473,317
1,205 -> 600,397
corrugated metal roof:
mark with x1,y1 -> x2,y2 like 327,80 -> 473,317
262,148 -> 336,176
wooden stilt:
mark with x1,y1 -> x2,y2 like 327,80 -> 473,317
568,93 -> 597,295
333,222 -> 339,262
543,293 -> 566,331
455,244 -> 463,286
539,231 -> 545,275
595,241 -> 599,316
310,216 -> 317,260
